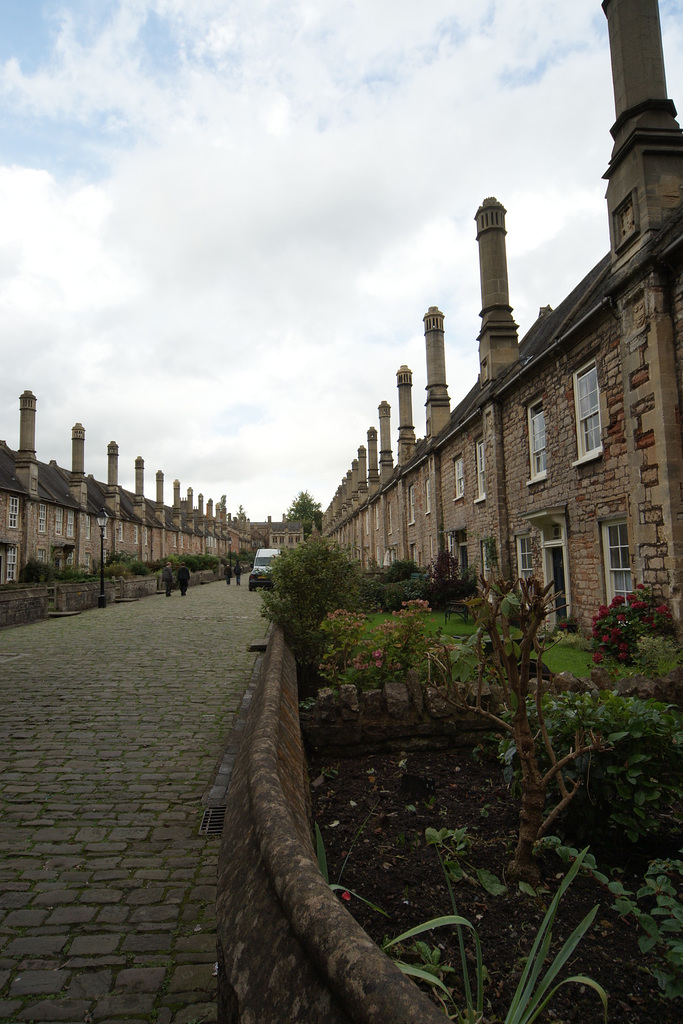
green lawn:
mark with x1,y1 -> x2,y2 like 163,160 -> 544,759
364,609 -> 595,678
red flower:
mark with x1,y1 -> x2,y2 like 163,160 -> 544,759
593,652 -> 604,663
341,891 -> 351,902
618,652 -> 629,661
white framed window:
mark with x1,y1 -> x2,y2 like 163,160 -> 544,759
408,485 -> 415,524
143,527 -> 148,546
528,401 -> 546,480
134,525 -> 139,544
173,534 -> 177,548
83,513 -> 90,539
365,511 -> 369,536
37,548 -> 46,563
517,535 -> 534,579
66,510 -> 74,538
374,504 -> 379,530
574,362 -> 602,461
425,478 -> 431,515
39,504 -> 47,533
476,439 -> 486,499
480,539 -> 491,577
6,545 -> 17,581
454,457 -> 464,499
388,503 -> 393,534
66,550 -> 74,566
85,552 -> 91,569
117,522 -> 123,542
8,496 -> 19,529
55,508 -> 63,535
602,520 -> 632,602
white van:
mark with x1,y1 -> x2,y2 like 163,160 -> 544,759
248,548 -> 281,591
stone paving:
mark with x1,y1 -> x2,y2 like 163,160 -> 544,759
0,578 -> 267,1024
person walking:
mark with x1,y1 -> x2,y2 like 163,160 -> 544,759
224,562 -> 233,586
177,562 -> 190,597
233,560 -> 242,586
161,562 -> 174,597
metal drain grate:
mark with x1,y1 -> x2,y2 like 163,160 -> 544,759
199,805 -> 226,836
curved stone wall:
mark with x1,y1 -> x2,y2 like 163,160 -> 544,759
215,626 -> 445,1024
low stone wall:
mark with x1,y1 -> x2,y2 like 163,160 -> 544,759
55,580 -> 117,612
0,586 -> 49,628
118,576 -> 158,600
300,668 -> 683,756
216,627 -> 444,1024
301,675 -> 495,756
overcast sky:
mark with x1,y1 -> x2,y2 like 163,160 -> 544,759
1,1 -> 682,522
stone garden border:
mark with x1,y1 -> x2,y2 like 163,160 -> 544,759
215,625 -> 445,1024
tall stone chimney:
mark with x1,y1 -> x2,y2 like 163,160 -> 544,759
134,457 -> 145,517
15,390 -> 39,495
367,427 -> 380,494
134,457 -> 143,496
173,479 -> 182,528
107,442 -> 120,517
475,197 -> 519,384
423,307 -> 451,437
350,459 -> 359,508
378,401 -> 394,483
69,423 -> 87,507
396,365 -> 416,465
357,445 -> 368,502
603,0 -> 683,261
156,470 -> 164,510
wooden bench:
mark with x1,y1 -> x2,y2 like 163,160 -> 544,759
444,602 -> 469,624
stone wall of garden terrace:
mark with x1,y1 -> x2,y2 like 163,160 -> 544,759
215,626 -> 445,1024
0,585 -> 49,628
0,570 -> 220,627
300,675 -> 494,756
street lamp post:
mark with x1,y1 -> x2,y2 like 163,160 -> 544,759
96,508 -> 109,608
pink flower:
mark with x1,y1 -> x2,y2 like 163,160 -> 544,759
341,891 -> 351,901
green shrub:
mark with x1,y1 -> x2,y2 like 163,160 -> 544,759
500,691 -> 683,846
21,559 -> 55,584
384,559 -> 419,583
381,582 -> 409,612
260,538 -> 362,695
358,573 -> 385,612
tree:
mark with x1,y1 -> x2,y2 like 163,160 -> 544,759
260,537 -> 362,696
286,490 -> 323,537
436,576 -> 604,884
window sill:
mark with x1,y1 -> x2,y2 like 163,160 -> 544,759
474,496 -> 486,505
453,495 -> 464,503
572,447 -> 603,468
527,473 -> 547,486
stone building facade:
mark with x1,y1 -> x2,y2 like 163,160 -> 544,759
323,0 -> 683,630
0,391 -> 240,580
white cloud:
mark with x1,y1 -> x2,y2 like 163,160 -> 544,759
1,0 -> 682,519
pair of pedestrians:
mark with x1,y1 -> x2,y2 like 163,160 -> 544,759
224,561 -> 242,586
161,561 -> 191,596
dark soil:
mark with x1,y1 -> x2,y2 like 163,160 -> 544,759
307,746 -> 682,1024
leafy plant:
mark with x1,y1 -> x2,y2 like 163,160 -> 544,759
502,691 -> 683,846
383,847 -> 607,1024
431,576 -> 605,883
384,559 -> 419,583
260,537 -> 362,696
20,558 -> 55,583
591,585 -> 675,665
425,827 -> 507,896
611,852 -> 683,998
426,550 -> 477,611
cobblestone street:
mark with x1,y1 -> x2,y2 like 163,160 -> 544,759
0,579 -> 267,1024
